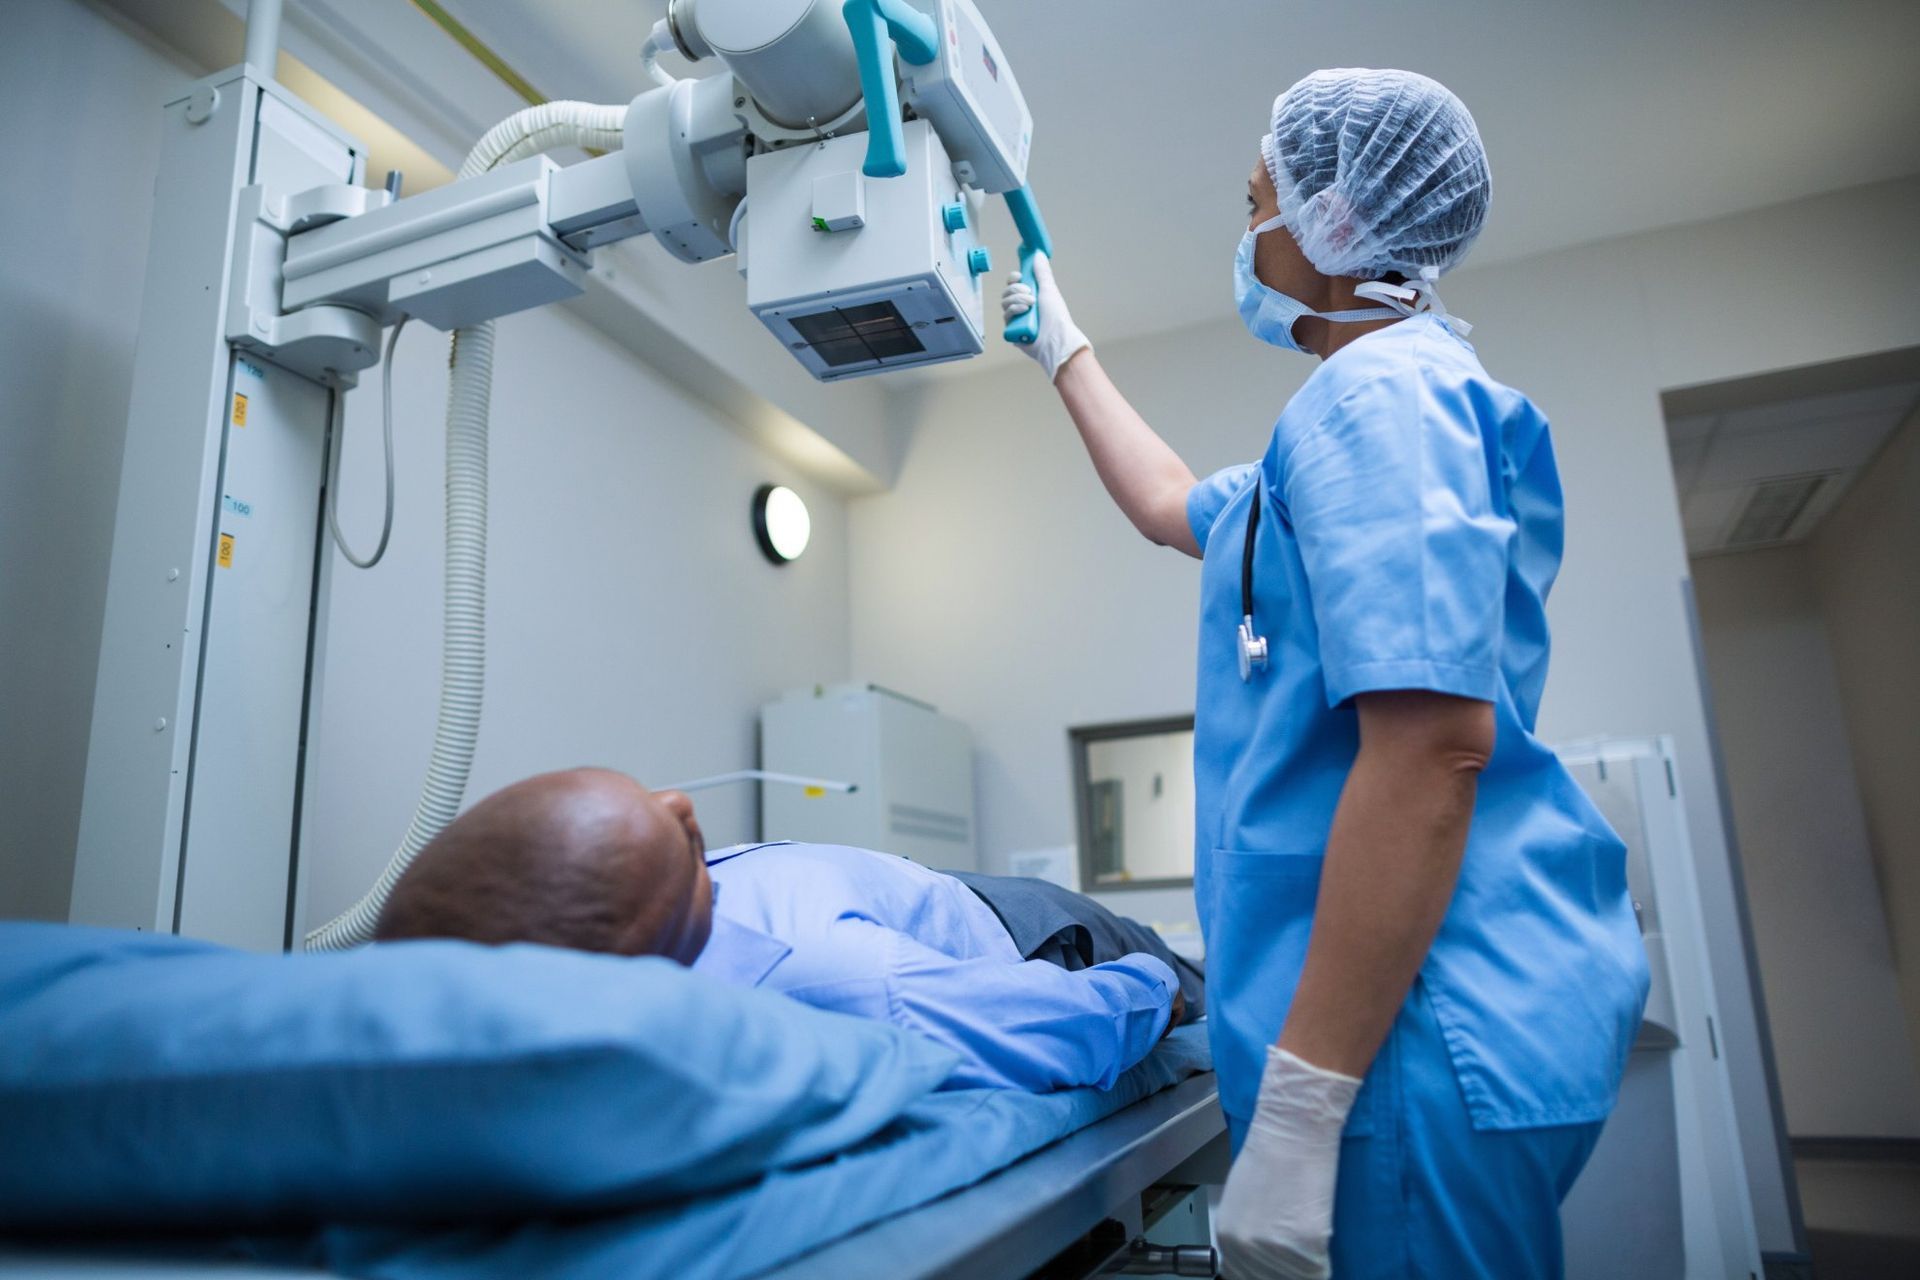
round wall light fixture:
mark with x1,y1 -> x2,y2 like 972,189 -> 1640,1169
753,483 -> 811,565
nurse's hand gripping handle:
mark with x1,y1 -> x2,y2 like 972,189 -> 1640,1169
1003,186 -> 1053,346
843,0 -> 940,179
1000,251 -> 1090,383
1006,244 -> 1042,346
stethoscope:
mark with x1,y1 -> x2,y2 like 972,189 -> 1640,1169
1237,482 -> 1270,682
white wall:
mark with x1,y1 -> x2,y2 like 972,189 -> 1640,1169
854,322 -> 1307,881
1809,409 -> 1920,1066
1692,545 -> 1920,1137
850,174 -> 1920,1250
0,0 -> 853,929
0,0 -> 193,921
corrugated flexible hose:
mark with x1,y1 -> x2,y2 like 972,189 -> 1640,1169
304,103 -> 626,951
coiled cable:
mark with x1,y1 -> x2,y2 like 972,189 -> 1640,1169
304,103 -> 624,950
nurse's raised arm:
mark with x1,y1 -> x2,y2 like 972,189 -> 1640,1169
1000,255 -> 1202,557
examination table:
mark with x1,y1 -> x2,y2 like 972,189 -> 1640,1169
2,1032 -> 1221,1280
0,923 -> 1224,1280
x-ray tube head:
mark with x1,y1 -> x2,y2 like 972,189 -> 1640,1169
673,0 -> 864,129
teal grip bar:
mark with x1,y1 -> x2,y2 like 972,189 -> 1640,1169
874,0 -> 939,63
1003,186 -> 1052,346
1005,186 -> 1053,258
1007,245 -> 1042,345
843,0 -> 938,180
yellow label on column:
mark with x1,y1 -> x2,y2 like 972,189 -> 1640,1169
217,533 -> 235,569
231,393 -> 248,427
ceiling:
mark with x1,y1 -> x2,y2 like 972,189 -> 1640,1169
427,0 -> 1920,354
1668,380 -> 1918,557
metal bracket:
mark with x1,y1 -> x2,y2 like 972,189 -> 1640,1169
548,151 -> 647,253
279,182 -> 389,233
226,184 -> 387,388
280,157 -> 592,330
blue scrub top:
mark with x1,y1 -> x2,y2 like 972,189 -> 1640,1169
1188,315 -> 1648,1133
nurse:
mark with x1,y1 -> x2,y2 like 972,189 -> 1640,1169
1002,69 -> 1648,1279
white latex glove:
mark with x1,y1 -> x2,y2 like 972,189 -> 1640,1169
999,251 -> 1091,382
1215,1046 -> 1363,1280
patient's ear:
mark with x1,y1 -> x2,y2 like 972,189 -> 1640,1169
654,789 -> 705,859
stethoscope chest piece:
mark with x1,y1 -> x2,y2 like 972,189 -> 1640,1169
1238,616 -> 1268,682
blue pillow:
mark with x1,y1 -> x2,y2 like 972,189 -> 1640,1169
0,923 -> 956,1229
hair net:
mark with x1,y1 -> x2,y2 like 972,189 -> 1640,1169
1262,68 -> 1491,282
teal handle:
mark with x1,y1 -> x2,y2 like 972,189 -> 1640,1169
1006,245 -> 1041,346
843,0 -> 939,180
1002,187 -> 1053,346
1005,186 -> 1054,257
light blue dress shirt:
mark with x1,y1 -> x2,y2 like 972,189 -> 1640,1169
691,842 -> 1178,1092
1187,315 -> 1648,1134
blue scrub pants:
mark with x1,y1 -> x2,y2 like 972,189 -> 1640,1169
1228,981 -> 1604,1279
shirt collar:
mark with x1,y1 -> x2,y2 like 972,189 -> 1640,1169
690,912 -> 792,988
703,840 -> 793,869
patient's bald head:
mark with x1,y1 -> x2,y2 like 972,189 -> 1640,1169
373,768 -> 712,962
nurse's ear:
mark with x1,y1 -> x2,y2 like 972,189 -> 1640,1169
1248,156 -> 1282,227
1254,220 -> 1332,314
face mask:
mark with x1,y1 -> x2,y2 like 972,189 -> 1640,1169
1235,215 -> 1401,353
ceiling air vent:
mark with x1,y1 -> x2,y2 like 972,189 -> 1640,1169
1724,473 -> 1833,548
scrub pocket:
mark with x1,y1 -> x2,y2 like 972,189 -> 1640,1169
1207,848 -> 1375,1137
1330,981 -> 1605,1280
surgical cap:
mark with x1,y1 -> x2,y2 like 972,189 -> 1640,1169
1263,68 -> 1492,281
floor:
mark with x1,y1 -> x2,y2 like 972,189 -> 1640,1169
1794,1156 -> 1920,1279
1080,1156 -> 1920,1278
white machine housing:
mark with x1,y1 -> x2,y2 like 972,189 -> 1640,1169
744,121 -> 988,380
898,0 -> 1033,193
761,684 -> 977,871
220,0 -> 1041,377
666,0 -> 1033,194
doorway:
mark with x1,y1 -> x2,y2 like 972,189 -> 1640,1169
1666,348 -> 1920,1278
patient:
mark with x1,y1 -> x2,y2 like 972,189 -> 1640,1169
374,768 -> 1203,1092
